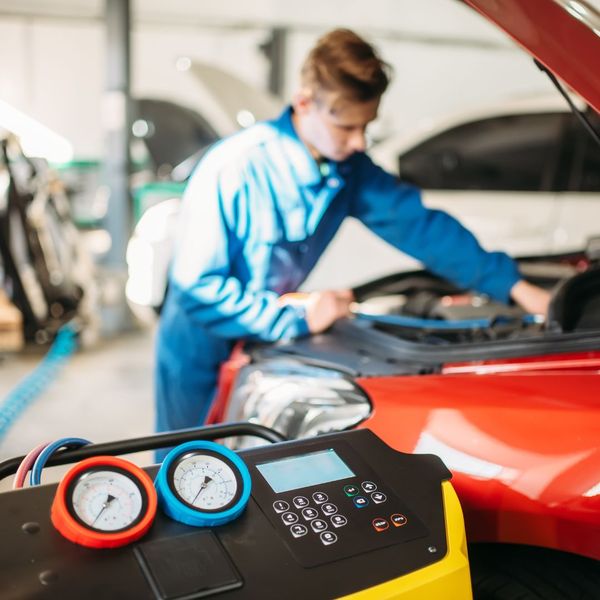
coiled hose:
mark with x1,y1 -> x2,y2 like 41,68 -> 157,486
0,322 -> 78,443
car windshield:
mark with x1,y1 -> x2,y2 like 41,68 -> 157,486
398,110 -> 600,192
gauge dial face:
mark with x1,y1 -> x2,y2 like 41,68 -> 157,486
69,468 -> 145,532
171,452 -> 241,512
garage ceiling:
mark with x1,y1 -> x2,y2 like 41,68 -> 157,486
0,0 -> 514,45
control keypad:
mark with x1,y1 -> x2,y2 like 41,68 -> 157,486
270,477 -> 412,551
250,438 -> 430,568
270,488 -> 347,546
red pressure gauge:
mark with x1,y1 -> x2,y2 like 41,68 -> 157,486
51,456 -> 157,549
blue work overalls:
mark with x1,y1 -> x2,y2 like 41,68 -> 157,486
155,107 -> 520,437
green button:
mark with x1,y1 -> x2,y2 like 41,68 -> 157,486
344,485 -> 359,496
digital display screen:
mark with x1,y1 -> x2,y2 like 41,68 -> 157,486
256,449 -> 355,493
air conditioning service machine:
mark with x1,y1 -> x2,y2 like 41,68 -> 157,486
0,424 -> 472,599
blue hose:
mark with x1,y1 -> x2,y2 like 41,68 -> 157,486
0,322 -> 78,443
354,311 -> 542,330
354,311 -> 493,330
30,436 -> 91,485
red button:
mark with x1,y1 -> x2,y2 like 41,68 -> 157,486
391,513 -> 407,527
372,518 -> 389,532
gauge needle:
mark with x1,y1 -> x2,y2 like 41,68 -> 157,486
191,476 -> 213,505
92,494 -> 116,525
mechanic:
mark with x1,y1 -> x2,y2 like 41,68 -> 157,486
155,28 -> 550,443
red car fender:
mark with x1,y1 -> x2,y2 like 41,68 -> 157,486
356,368 -> 600,560
205,342 -> 249,425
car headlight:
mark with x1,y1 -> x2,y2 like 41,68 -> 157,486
224,359 -> 371,445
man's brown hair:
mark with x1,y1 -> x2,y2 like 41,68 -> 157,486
301,29 -> 391,103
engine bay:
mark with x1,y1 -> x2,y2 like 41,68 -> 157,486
352,257 -> 597,345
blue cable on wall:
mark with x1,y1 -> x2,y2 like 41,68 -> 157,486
0,322 -> 78,443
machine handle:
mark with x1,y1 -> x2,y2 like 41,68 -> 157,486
0,422 -> 287,481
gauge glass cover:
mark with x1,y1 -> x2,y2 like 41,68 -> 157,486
171,451 -> 241,512
69,468 -> 145,532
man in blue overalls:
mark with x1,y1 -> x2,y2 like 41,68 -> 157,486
155,29 -> 550,443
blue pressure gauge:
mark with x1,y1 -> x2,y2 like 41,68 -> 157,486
155,441 -> 252,527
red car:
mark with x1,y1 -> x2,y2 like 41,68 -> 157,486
209,1 -> 600,598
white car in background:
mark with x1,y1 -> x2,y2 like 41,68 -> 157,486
372,94 -> 600,253
303,93 -> 600,290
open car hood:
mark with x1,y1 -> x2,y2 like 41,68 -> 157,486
465,0 -> 600,113
187,61 -> 283,135
136,61 -> 282,177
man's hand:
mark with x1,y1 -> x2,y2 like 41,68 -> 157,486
305,290 -> 354,333
280,290 -> 354,334
510,280 -> 551,317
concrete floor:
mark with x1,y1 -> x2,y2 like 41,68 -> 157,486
0,326 -> 156,492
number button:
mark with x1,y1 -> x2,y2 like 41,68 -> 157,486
320,531 -> 338,546
281,512 -> 299,525
293,496 -> 309,508
371,491 -> 387,504
353,496 -> 369,508
321,503 -> 338,516
362,481 -> 377,493
330,514 -> 348,528
312,492 -> 328,504
302,507 -> 319,521
310,519 -> 328,533
273,500 -> 290,513
290,524 -> 308,538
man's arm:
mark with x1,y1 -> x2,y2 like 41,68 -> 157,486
168,159 -> 352,342
510,280 -> 551,316
349,155 -> 523,304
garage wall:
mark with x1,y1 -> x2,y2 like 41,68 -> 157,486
0,17 -> 271,158
0,0 -> 559,159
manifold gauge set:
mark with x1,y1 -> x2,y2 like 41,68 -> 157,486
50,441 -> 252,549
